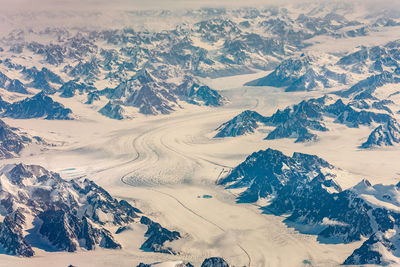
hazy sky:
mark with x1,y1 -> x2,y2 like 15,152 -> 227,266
1,0 -> 399,12
0,0 -> 345,11
0,0 -> 398,32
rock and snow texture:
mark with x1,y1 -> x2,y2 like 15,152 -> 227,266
220,148 -> 400,265
0,92 -> 73,120
247,40 -> 400,94
362,118 -> 400,148
0,163 -> 181,257
216,94 -> 400,147
0,71 -> 28,94
2,3 -> 400,266
136,257 -> 229,267
245,54 -> 347,92
0,119 -> 30,159
1,4 -> 400,117
99,101 -> 129,120
200,257 -> 230,267
214,110 -> 266,138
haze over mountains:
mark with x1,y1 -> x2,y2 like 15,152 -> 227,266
1,1 -> 400,266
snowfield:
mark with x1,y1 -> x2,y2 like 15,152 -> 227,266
1,71 -> 399,266
2,3 -> 400,266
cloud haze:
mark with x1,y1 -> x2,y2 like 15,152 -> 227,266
0,0 -> 398,32
2,0 -> 398,12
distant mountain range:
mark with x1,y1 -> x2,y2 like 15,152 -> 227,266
1,6 -> 399,118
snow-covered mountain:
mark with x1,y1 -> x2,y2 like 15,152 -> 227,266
245,54 -> 348,92
220,148 -> 400,265
0,119 -> 30,159
361,118 -> 400,148
247,40 -> 400,97
1,5 -> 399,118
216,95 -> 400,147
0,71 -> 28,94
214,110 -> 267,138
0,91 -> 73,120
2,3 -> 400,266
0,163 -> 181,257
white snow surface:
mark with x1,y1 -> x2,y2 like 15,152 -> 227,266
1,69 -> 398,266
2,6 -> 400,266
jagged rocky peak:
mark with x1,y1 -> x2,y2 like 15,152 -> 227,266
0,163 -> 182,257
219,148 -> 338,203
338,71 -> 400,99
343,230 -> 398,265
187,83 -> 224,107
0,91 -> 73,120
362,118 -> 400,148
0,163 -> 136,256
264,96 -> 329,143
140,216 -> 181,254
22,66 -> 63,93
59,80 -> 96,98
0,71 -> 28,94
221,146 -> 400,263
337,43 -> 400,73
0,119 -> 30,159
132,68 -> 156,84
214,110 -> 266,138
245,54 -> 314,87
245,54 -> 346,92
201,257 -> 230,267
217,94 -> 400,145
99,101 -> 129,120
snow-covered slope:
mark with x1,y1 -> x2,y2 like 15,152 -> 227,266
0,119 -> 30,159
2,3 -> 400,267
0,92 -> 73,120
216,95 -> 400,147
220,148 -> 400,265
0,163 -> 181,257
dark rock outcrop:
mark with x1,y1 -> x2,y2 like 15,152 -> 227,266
0,92 -> 73,120
201,257 -> 229,267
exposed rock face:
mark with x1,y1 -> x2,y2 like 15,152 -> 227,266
0,213 -> 34,257
0,119 -> 30,159
0,164 -> 134,256
245,55 -> 347,92
0,163 -> 181,257
96,69 -> 224,116
214,110 -> 266,138
187,84 -> 224,107
59,80 -> 96,98
0,92 -> 73,120
99,101 -> 128,120
201,257 -> 230,267
216,96 -> 400,146
362,118 -> 400,148
220,148 -> 400,264
22,67 -> 63,93
219,148 -> 337,203
140,216 -> 181,254
0,71 -> 28,94
338,71 -> 400,99
86,92 -> 100,104
344,231 -> 397,265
